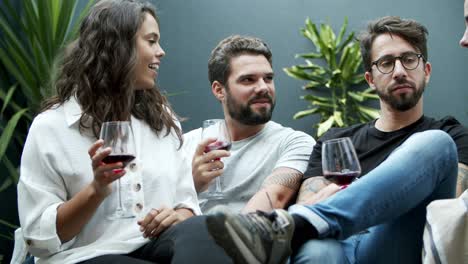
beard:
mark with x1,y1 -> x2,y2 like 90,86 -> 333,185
376,77 -> 425,111
225,89 -> 275,126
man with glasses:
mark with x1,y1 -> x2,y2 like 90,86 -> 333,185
205,16 -> 468,264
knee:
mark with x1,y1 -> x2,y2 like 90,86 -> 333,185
407,130 -> 457,163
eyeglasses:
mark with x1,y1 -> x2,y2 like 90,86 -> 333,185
371,53 -> 424,74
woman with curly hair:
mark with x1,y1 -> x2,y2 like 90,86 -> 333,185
17,0 -> 200,263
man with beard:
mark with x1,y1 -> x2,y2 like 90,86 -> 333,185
184,35 -> 315,214
131,35 -> 314,263
205,17 -> 468,264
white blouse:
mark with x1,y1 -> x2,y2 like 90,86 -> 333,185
17,97 -> 200,264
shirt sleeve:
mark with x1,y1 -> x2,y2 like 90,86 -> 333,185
275,131 -> 316,173
173,131 -> 202,215
17,117 -> 76,257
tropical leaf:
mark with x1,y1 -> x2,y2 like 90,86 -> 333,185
336,17 -> 348,46
293,108 -> 320,119
0,0 -> 95,240
0,109 -> 29,161
0,84 -> 17,114
318,116 -> 335,136
285,18 -> 379,136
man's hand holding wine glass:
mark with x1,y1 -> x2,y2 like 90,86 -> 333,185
191,137 -> 230,192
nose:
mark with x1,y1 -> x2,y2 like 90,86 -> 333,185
392,59 -> 407,79
156,43 -> 166,58
460,27 -> 468,48
255,78 -> 269,94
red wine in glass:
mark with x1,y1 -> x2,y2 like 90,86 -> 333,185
204,141 -> 232,152
100,121 -> 136,219
324,171 -> 360,186
322,137 -> 361,187
201,119 -> 231,200
102,154 -> 136,167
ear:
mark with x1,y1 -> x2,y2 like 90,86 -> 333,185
365,71 -> 376,90
212,81 -> 224,102
423,61 -> 432,85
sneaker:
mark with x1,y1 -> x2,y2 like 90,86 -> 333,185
206,209 -> 294,264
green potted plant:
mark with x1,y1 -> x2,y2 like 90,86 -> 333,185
284,18 -> 380,137
0,0 -> 95,259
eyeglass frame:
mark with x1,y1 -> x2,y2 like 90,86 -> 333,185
370,53 -> 425,74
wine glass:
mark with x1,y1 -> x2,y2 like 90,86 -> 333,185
322,137 -> 361,186
100,121 -> 136,219
200,119 -> 232,200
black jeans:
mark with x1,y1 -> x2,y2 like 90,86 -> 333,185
81,216 -> 232,264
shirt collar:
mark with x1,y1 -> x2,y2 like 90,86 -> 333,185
63,95 -> 83,127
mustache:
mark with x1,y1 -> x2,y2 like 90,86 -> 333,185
247,94 -> 273,105
389,78 -> 416,92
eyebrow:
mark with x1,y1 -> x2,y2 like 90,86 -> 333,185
144,32 -> 160,39
237,72 -> 274,80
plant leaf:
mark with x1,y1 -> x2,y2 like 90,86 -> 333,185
0,219 -> 18,229
296,52 -> 322,59
0,177 -> 12,192
0,83 -> 17,114
318,116 -> 335,136
334,111 -> 344,126
336,17 -> 348,46
358,106 -> 380,119
293,108 -> 319,119
0,108 -> 29,162
2,155 -> 19,184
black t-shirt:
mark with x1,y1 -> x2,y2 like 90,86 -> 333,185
303,115 -> 468,179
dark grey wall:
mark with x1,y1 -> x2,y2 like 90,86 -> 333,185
152,0 -> 468,135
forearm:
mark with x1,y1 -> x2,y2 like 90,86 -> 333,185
456,163 -> 468,197
296,176 -> 333,205
242,186 -> 296,213
242,167 -> 302,213
56,182 -> 109,242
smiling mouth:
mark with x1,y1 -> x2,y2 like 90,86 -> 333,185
148,63 -> 159,73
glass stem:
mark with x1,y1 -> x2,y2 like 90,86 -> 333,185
117,178 -> 123,211
215,177 -> 222,192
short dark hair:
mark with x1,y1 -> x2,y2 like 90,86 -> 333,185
208,35 -> 272,86
359,16 -> 428,71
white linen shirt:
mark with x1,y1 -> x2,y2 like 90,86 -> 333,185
17,97 -> 200,264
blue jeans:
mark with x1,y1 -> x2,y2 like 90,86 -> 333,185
290,130 -> 458,264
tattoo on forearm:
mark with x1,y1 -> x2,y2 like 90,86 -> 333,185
300,177 -> 329,194
457,164 -> 468,195
296,177 -> 331,203
261,168 -> 302,191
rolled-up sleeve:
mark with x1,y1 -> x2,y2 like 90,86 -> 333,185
18,118 -> 75,257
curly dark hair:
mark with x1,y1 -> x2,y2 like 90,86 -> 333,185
42,0 -> 182,146
359,16 -> 428,71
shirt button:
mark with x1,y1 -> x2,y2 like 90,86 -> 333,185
129,162 -> 137,171
135,203 -> 143,212
134,183 -> 141,192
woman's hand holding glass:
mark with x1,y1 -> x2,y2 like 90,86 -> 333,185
88,139 -> 126,197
